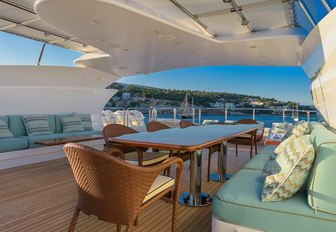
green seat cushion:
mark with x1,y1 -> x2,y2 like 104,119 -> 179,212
8,115 -> 27,137
20,133 -> 74,148
308,143 -> 336,214
310,127 -> 336,151
0,120 -> 14,139
212,169 -> 336,232
259,145 -> 277,155
0,138 -> 28,152
70,130 -> 102,137
309,122 -> 325,132
243,153 -> 272,170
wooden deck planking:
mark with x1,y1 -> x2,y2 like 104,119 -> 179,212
0,144 -> 263,232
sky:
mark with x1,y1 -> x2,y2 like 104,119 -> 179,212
1,0 -> 333,105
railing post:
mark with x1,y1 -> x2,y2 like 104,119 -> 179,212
198,108 -> 201,125
125,109 -> 128,126
173,108 -> 177,127
282,110 -> 286,122
252,109 -> 256,120
307,111 -> 310,123
225,108 -> 228,122
192,108 -> 195,123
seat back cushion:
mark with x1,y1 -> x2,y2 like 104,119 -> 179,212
0,116 -> 9,125
308,142 -> 336,214
8,115 -> 27,137
55,113 -> 73,133
61,116 -> 84,133
0,120 -> 14,139
262,135 -> 315,202
22,114 -> 53,136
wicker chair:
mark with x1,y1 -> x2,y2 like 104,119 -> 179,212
103,124 -> 169,166
64,143 -> 183,232
146,121 -> 190,162
228,119 -> 258,159
179,120 -> 220,182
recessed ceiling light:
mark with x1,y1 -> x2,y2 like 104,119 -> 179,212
97,38 -> 105,42
89,19 -> 99,25
190,50 -> 195,53
249,45 -> 257,49
158,61 -> 163,64
202,57 -> 208,60
110,44 -> 120,48
158,34 -> 176,42
122,48 -> 129,51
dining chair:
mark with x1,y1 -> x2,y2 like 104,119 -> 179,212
179,120 -> 221,182
146,121 -> 191,162
228,119 -> 258,158
64,143 -> 183,232
103,124 -> 169,166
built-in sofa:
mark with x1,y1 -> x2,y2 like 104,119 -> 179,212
212,122 -> 336,232
0,114 -> 101,153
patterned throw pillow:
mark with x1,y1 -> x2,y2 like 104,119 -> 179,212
261,154 -> 281,178
274,135 -> 296,155
0,120 -> 14,139
61,117 -> 84,133
22,114 -> 52,136
74,113 -> 93,131
292,122 -> 309,137
261,135 -> 315,202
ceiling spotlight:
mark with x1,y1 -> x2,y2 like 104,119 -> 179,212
223,0 -> 232,3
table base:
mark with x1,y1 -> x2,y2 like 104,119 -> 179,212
178,192 -> 213,207
210,172 -> 233,182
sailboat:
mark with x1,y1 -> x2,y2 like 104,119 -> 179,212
178,93 -> 193,119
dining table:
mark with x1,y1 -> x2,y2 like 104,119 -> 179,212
108,124 -> 259,207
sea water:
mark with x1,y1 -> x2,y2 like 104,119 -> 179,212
144,114 -> 319,128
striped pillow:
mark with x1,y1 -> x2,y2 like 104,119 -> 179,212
74,113 -> 93,131
274,135 -> 296,155
262,135 -> 315,202
292,122 -> 309,137
0,120 -> 14,139
61,117 -> 84,133
22,115 -> 52,136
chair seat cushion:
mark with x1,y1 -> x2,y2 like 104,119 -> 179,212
143,175 -> 174,203
125,151 -> 169,166
259,145 -> 277,155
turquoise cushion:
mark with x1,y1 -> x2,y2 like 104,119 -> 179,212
259,145 -> 277,155
74,113 -> 93,131
308,143 -> 336,214
8,115 -> 27,137
21,114 -> 52,136
48,115 -> 56,133
60,116 -> 84,133
0,116 -> 9,125
310,127 -> 336,151
0,120 -> 14,139
0,138 -> 28,152
71,130 -> 102,137
212,169 -> 336,232
243,153 -> 272,170
20,133 -> 74,148
309,122 -> 325,131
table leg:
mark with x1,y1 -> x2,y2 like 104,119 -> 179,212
210,141 -> 232,182
179,150 -> 213,207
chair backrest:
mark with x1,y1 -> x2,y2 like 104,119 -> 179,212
146,121 -> 171,132
103,124 -> 138,153
179,120 -> 197,128
236,119 -> 258,124
64,143 -> 160,227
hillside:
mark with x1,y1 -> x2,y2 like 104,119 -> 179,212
106,83 -> 307,110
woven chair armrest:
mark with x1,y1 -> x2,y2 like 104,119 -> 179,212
104,147 -> 125,159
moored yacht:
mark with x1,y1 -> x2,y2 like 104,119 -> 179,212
0,0 -> 336,231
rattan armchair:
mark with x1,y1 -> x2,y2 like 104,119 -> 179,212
228,119 -> 258,158
179,120 -> 221,182
64,143 -> 183,232
103,124 -> 169,166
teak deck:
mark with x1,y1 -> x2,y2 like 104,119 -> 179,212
0,143 -> 264,232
